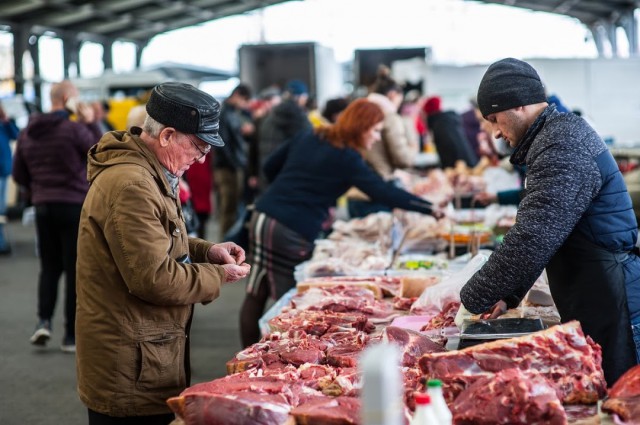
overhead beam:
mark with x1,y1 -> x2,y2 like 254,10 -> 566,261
0,0 -> 44,17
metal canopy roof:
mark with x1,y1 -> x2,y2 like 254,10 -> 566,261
0,0 -> 637,47
471,0 -> 638,28
0,0 -> 293,45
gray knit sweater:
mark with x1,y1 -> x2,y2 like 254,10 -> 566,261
460,105 -> 607,313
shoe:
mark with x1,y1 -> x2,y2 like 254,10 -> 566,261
61,335 -> 76,353
30,320 -> 51,346
0,246 -> 10,256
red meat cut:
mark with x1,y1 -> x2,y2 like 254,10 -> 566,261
291,395 -> 361,425
418,321 -> 607,404
381,326 -> 446,367
450,368 -> 567,425
601,364 -> 640,422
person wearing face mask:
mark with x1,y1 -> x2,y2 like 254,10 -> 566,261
239,98 -> 443,346
459,58 -> 640,386
75,82 -> 250,425
346,66 -> 420,219
12,80 -> 102,353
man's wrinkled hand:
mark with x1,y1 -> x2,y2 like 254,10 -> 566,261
222,263 -> 251,283
479,300 -> 508,320
208,242 -> 246,265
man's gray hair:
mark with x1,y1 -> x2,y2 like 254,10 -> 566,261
143,115 -> 165,138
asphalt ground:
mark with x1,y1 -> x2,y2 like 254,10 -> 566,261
0,217 -> 247,425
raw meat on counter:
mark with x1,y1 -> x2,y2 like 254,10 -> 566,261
602,364 -> 640,422
381,326 -> 446,367
418,321 -> 607,405
268,310 -> 374,336
450,368 -> 567,425
168,391 -> 295,425
419,301 -> 460,331
299,275 -> 403,298
227,329 -> 368,374
291,395 -> 360,424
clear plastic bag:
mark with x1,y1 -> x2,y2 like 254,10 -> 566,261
411,253 -> 489,315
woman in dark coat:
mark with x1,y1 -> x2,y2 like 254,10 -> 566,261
239,99 -> 442,346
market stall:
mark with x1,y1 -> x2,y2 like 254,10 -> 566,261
166,165 -> 637,425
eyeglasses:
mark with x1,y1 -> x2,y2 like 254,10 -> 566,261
185,134 -> 211,160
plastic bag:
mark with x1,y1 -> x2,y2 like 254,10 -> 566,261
258,287 -> 297,337
411,253 -> 489,315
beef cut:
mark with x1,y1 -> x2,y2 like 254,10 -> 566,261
418,321 -> 607,404
291,395 -> 361,425
601,364 -> 640,422
167,391 -> 295,425
450,368 -> 567,425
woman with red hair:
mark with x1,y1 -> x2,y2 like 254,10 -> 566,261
239,98 -> 442,346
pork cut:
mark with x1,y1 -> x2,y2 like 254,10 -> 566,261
381,326 -> 446,367
450,368 -> 567,425
418,321 -> 607,404
268,310 -> 373,335
419,301 -> 460,331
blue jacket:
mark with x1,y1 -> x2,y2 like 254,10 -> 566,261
461,105 -> 640,384
0,119 -> 19,177
256,130 -> 434,242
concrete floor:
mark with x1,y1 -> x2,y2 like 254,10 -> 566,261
0,218 -> 246,425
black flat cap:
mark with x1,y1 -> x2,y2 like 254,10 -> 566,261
146,82 -> 224,147
477,58 -> 547,118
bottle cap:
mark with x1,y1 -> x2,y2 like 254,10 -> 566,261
414,392 -> 432,405
427,379 -> 443,388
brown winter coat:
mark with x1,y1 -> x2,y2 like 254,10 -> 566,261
76,130 -> 225,417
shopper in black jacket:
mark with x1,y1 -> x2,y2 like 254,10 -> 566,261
423,95 -> 478,169
214,84 -> 253,236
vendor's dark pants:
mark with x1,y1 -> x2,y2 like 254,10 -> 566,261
35,202 -> 82,338
88,409 -> 174,425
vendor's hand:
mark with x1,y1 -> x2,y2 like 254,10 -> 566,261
222,263 -> 251,283
431,208 -> 445,220
473,192 -> 498,206
479,300 -> 508,319
207,242 -> 246,265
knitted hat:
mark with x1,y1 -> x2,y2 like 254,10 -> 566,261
285,79 -> 309,96
422,96 -> 442,116
146,82 -> 223,146
477,58 -> 546,117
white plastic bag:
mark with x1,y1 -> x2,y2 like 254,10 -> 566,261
412,253 -> 489,315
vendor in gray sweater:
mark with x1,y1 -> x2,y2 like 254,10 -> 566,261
460,58 -> 640,385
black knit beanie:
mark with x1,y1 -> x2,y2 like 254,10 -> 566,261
477,58 -> 547,117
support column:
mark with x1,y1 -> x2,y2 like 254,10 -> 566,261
103,39 -> 113,71
619,9 -> 638,56
589,24 -> 606,57
28,34 -> 43,109
134,41 -> 147,69
11,25 -> 30,96
62,34 -> 81,78
605,21 -> 618,57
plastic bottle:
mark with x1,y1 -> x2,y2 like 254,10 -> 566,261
359,343 -> 404,425
426,379 -> 452,425
411,392 -> 439,425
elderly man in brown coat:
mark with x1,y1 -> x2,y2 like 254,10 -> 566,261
75,82 -> 250,425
